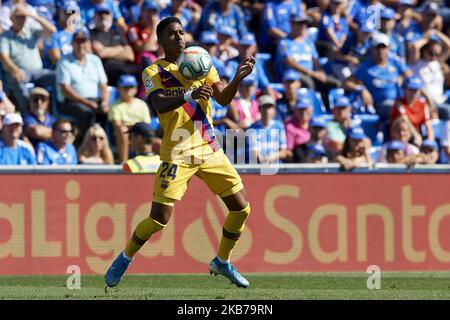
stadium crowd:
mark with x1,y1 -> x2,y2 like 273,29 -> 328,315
0,0 -> 449,169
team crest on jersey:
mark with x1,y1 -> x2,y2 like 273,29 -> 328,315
144,77 -> 154,91
161,179 -> 169,189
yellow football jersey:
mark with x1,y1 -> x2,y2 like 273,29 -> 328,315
142,59 -> 222,164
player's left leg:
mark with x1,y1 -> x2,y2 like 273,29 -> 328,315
196,150 -> 251,288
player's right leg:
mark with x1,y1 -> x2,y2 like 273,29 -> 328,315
105,160 -> 194,288
105,201 -> 173,288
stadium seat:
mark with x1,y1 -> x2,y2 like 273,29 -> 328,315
444,90 -> 450,101
369,146 -> 382,162
328,88 -> 346,109
108,86 -> 120,105
354,114 -> 382,146
267,82 -> 284,94
151,116 -> 160,132
422,118 -> 445,141
299,88 -> 333,120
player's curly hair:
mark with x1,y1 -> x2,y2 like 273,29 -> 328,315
156,16 -> 182,39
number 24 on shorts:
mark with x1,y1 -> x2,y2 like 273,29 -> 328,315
160,162 -> 178,180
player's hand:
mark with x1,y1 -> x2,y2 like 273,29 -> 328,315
191,85 -> 213,100
235,56 -> 256,81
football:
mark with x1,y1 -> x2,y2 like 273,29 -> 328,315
177,46 -> 212,80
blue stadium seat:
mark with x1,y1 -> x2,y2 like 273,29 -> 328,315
308,27 -> 319,42
444,90 -> 450,101
328,88 -> 346,109
151,116 -> 160,132
354,114 -> 382,146
108,86 -> 120,105
369,146 -> 382,162
299,88 -> 333,119
422,118 -> 444,141
268,82 -> 284,94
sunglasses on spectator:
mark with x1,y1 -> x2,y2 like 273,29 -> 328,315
91,135 -> 105,141
57,128 -> 73,134
31,96 -> 48,103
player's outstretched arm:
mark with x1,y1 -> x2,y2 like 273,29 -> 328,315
213,56 -> 255,106
150,86 -> 214,114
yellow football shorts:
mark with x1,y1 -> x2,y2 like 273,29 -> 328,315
152,149 -> 243,205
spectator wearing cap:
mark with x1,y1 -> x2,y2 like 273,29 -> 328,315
197,0 -> 249,42
380,7 -> 406,62
395,0 -> 421,40
78,0 -> 126,32
216,26 -> 240,62
23,87 -> 56,149
77,123 -> 114,164
0,4 -> 56,112
42,1 -> 80,69
274,70 -> 302,122
118,0 -> 144,25
0,113 -> 37,165
35,119 -> 78,165
126,1 -> 161,79
410,30 -> 450,120
247,95 -> 288,164
277,14 -> 340,98
377,117 -> 420,163
309,117 -> 328,145
229,72 -> 260,129
304,144 -> 328,164
344,32 -> 412,121
123,122 -> 160,173
390,76 -> 434,143
417,139 -> 439,164
403,2 -> 443,45
56,27 -> 110,144
325,96 -> 353,156
260,0 -> 302,53
284,90 -> 313,162
108,75 -> 151,162
316,0 -> 349,57
336,126 -> 372,171
160,0 -> 202,39
335,21 -> 375,77
385,139 -> 407,164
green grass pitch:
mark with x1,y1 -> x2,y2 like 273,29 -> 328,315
0,272 -> 450,300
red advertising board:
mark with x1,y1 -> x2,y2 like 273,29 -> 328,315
0,174 -> 450,275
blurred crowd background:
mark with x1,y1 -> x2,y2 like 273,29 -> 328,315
0,0 -> 449,171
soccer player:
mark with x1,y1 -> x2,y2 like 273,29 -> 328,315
105,16 -> 255,288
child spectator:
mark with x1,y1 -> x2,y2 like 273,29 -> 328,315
416,139 -> 439,164
108,75 -> 151,163
377,117 -> 420,163
0,113 -> 36,165
304,143 -> 328,164
36,119 -> 78,165
23,87 -> 56,149
309,117 -> 328,145
336,126 -> 372,171
77,123 -> 114,164
385,139 -> 407,164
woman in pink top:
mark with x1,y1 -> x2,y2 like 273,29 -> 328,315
229,74 -> 260,129
285,92 -> 313,161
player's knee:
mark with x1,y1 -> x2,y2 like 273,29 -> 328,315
223,203 -> 251,240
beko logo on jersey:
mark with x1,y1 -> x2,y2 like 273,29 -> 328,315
165,88 -> 188,96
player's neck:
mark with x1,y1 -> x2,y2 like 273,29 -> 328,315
163,55 -> 178,64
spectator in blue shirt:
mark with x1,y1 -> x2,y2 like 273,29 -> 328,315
0,113 -> 37,165
379,7 -> 406,62
260,0 -> 302,53
23,87 -> 56,149
344,33 -> 412,121
277,15 -> 340,104
197,0 -> 248,41
317,0 -> 349,57
275,70 -> 302,122
42,0 -> 79,69
119,0 -> 144,25
36,119 -> 78,165
78,0 -> 127,32
56,27 -> 109,144
248,94 -> 288,164
349,0 -> 385,31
